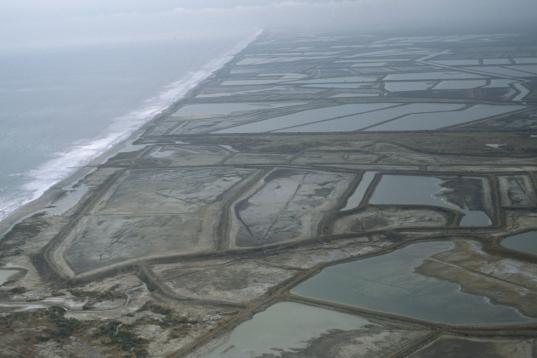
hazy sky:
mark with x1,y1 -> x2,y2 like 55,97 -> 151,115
1,0 -> 536,49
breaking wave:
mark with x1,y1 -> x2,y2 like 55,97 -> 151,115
0,30 -> 261,222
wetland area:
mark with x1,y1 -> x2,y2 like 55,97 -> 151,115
1,31 -> 537,357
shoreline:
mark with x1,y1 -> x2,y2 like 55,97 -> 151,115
1,30 -> 537,357
0,30 -> 262,238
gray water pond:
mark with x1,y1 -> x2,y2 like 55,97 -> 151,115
368,174 -> 492,227
193,301 -> 369,357
341,172 -> 376,211
501,231 -> 537,256
292,241 -> 535,325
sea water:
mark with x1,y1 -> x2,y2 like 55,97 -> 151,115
0,33 -> 258,221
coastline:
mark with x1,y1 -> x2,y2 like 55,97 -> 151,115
1,30 -> 537,357
0,29 -> 262,237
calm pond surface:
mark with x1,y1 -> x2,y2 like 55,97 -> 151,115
218,103 -> 395,133
385,71 -> 485,81
433,80 -> 487,90
368,104 -> 523,131
292,241 -> 535,325
501,231 -> 537,256
294,75 -> 377,84
277,103 -> 462,132
368,174 -> 492,227
193,302 -> 369,357
0,269 -> 17,286
384,81 -> 435,92
172,102 -> 302,119
341,172 -> 376,211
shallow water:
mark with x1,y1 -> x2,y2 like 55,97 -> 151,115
487,79 -> 517,88
278,103 -> 463,132
369,174 -> 492,227
483,58 -> 511,65
292,241 -> 534,325
216,103 -> 396,133
459,211 -> 492,227
341,172 -> 376,211
368,104 -> 523,131
196,85 -> 286,98
385,71 -> 485,81
501,231 -> 537,256
370,175 -> 453,208
294,75 -> 378,84
238,56 -> 329,65
384,81 -> 435,92
432,59 -> 480,66
0,269 -> 16,286
172,102 -> 303,119
461,66 -> 532,77
510,65 -> 537,75
220,79 -> 282,86
349,62 -> 388,67
514,58 -> 537,64
193,302 -> 369,357
302,83 -> 372,89
433,80 -> 487,90
331,92 -> 380,98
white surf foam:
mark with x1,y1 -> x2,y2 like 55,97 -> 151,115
0,30 -> 262,222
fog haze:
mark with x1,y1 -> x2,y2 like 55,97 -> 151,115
2,0 -> 536,49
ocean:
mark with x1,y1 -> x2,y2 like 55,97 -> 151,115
0,33 -> 255,221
